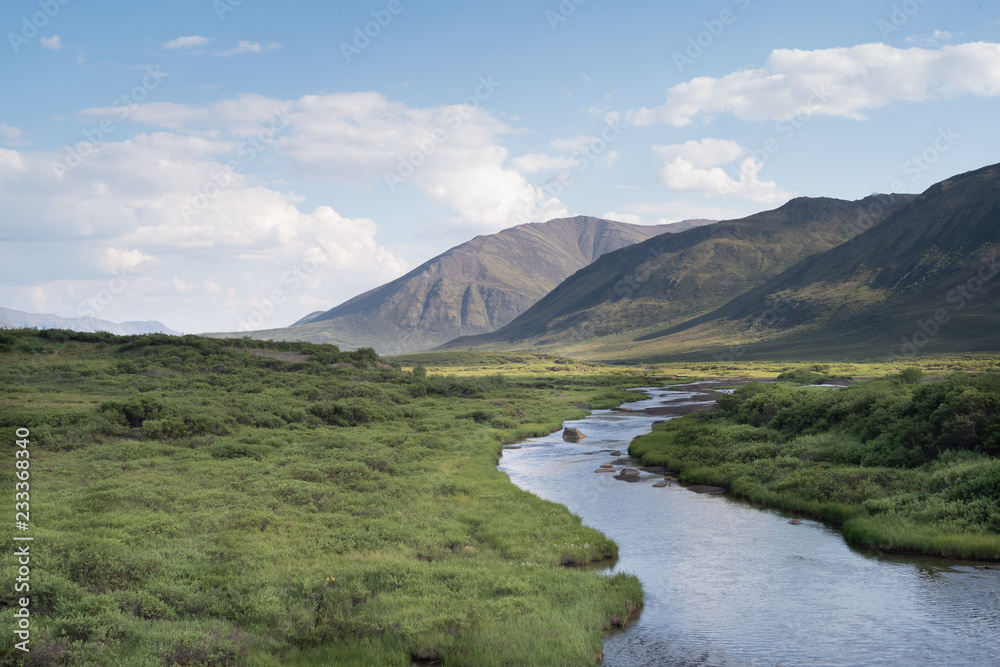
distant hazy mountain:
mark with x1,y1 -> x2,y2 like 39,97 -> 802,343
213,215 -> 714,353
629,163 -> 1000,360
0,307 -> 180,336
442,194 -> 915,357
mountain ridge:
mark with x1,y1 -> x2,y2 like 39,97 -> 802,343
206,215 -> 715,353
442,194 -> 916,355
0,307 -> 180,336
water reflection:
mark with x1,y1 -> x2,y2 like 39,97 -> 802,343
499,386 -> 1000,666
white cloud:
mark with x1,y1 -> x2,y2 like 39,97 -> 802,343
218,41 -> 282,56
0,134 -> 409,332
40,35 -> 61,50
631,41 -> 1000,126
654,138 -> 745,169
0,124 -> 30,147
92,91 -> 567,230
654,138 -> 794,203
163,35 -> 211,50
100,248 -> 154,274
601,211 -> 644,225
513,135 -> 619,175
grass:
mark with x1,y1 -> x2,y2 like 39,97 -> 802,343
0,330 -> 642,665
629,372 -> 1000,560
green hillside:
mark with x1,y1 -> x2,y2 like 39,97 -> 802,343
444,195 -> 914,358
629,163 -> 1000,361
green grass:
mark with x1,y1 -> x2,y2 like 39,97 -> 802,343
629,373 -> 1000,560
0,330 -> 642,665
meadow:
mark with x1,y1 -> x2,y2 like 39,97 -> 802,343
0,331 -> 648,666
630,369 -> 1000,559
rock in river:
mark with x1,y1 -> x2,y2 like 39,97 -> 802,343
594,468 -> 616,473
599,464 -> 614,469
613,468 -> 642,483
562,427 -> 586,441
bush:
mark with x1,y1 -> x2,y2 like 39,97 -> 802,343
307,399 -> 393,427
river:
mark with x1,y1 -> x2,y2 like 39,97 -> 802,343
498,384 -> 1000,666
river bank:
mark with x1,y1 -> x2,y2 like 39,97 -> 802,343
629,374 -> 1000,560
499,383 -> 1000,665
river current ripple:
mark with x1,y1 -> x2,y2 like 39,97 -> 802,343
498,385 -> 1000,666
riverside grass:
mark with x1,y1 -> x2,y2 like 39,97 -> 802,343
629,372 -> 1000,560
0,330 -> 645,666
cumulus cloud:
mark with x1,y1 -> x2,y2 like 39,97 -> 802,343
163,35 -> 211,50
100,248 -> 154,274
40,35 -> 61,50
87,91 -> 566,230
217,41 -> 282,56
0,134 -> 408,332
654,138 -> 793,203
631,42 -> 1000,126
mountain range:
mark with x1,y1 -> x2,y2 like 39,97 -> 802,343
445,164 -> 1000,361
210,216 -> 714,354
0,307 -> 180,336
443,194 -> 915,358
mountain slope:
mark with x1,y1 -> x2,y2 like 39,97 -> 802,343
0,307 -> 180,335
218,216 -> 711,353
443,194 -> 915,357
626,163 -> 1000,361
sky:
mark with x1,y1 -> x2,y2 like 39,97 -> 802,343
1,0 -> 998,334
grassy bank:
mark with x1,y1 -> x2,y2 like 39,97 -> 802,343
630,371 -> 1000,560
0,330 -> 642,665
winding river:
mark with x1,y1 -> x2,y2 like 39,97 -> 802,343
499,385 -> 1000,666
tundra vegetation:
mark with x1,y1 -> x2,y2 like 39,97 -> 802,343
630,370 -> 1000,559
0,330 -> 645,666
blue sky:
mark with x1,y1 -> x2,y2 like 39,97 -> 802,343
1,0 -> 998,333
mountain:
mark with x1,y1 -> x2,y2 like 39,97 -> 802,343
622,163 -> 1000,361
0,307 -> 180,336
442,194 -> 915,358
212,216 -> 714,353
